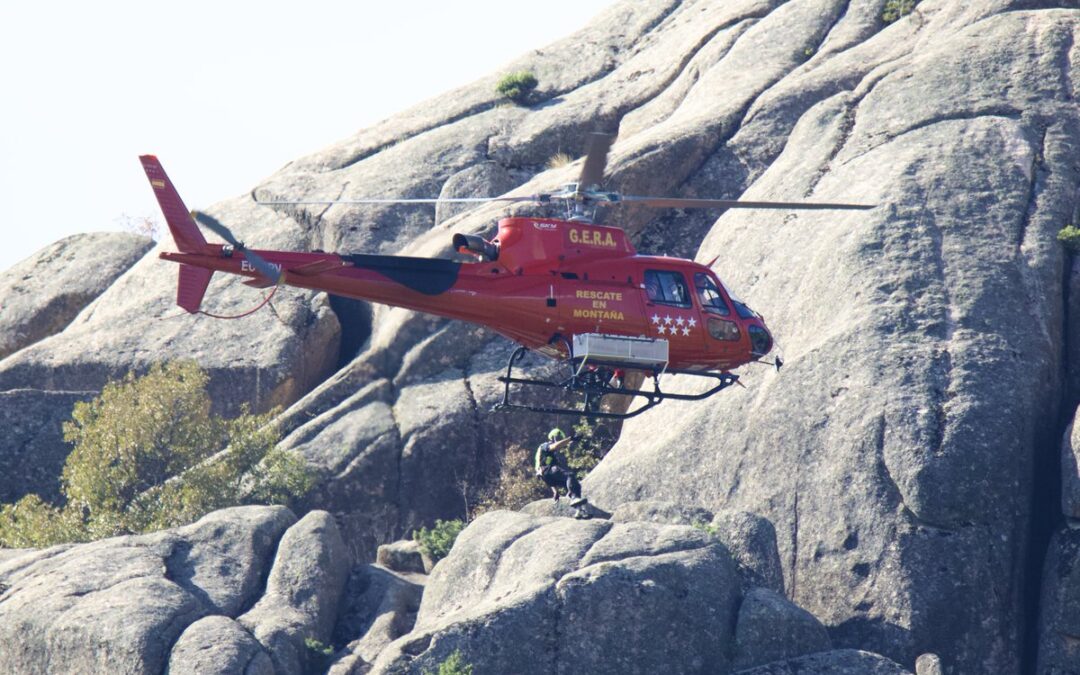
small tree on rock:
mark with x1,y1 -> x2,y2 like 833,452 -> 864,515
496,71 -> 538,104
0,362 -> 313,547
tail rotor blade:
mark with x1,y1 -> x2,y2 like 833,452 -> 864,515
192,210 -> 244,247
242,249 -> 282,283
578,132 -> 615,190
192,210 -> 281,282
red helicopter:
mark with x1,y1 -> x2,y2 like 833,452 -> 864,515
141,134 -> 871,418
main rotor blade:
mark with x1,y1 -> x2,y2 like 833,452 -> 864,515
256,196 -> 540,206
192,211 -> 281,282
619,196 -> 876,210
578,132 -> 615,190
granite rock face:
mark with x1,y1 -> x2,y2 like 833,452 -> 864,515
239,511 -> 350,674
0,506 -> 358,675
0,506 -> 296,674
734,649 -> 914,675
0,389 -> 93,502
367,509 -> 874,675
0,232 -> 152,361
575,3 -> 1080,673
370,510 -> 744,675
329,563 -> 424,674
1,0 -> 1078,672
733,586 -> 832,671
167,615 -> 275,675
1037,527 -> 1080,672
1061,412 -> 1080,519
228,8 -> 1080,671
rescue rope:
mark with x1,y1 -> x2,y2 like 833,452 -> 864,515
198,285 -> 279,320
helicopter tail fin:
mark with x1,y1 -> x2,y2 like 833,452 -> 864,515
139,155 -> 210,254
177,264 -> 213,313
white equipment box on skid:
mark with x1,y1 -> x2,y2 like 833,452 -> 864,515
572,333 -> 669,369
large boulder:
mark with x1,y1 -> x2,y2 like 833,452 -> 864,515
0,389 -> 93,502
733,587 -> 831,671
167,615 -> 275,675
370,511 -> 743,674
0,232 -> 152,361
607,501 -> 785,593
734,649 -> 913,675
1061,410 -> 1080,519
239,510 -> 351,674
0,505 -> 295,674
1037,527 -> 1080,673
329,564 -> 424,674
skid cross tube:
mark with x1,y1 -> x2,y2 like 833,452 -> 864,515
493,347 -> 739,419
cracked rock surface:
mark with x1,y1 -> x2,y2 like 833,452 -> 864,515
0,506 -> 353,675
239,14 -> 1078,671
369,511 -> 743,675
368,510 -> 907,675
0,1 -> 1078,672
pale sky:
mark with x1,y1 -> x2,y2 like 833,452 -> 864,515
0,1 -> 614,273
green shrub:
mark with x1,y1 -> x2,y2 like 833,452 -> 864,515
496,71 -> 538,104
692,520 -> 720,538
0,362 -> 314,547
425,650 -> 473,675
566,418 -> 618,478
305,637 -> 334,656
1059,225 -> 1080,254
883,0 -> 917,23
413,518 -> 465,563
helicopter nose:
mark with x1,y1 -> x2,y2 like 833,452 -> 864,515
748,321 -> 773,357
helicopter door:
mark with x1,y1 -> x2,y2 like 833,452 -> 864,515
642,269 -> 708,357
558,272 -> 649,340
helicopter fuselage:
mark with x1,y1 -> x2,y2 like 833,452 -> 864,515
160,216 -> 773,371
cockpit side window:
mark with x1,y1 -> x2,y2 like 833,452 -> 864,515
694,273 -> 731,316
644,270 -> 691,308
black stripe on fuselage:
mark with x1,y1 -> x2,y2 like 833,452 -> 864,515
341,253 -> 462,295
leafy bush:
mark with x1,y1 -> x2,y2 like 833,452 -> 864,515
496,71 -> 538,104
0,362 -> 314,547
1059,225 -> 1080,254
413,518 -> 465,563
692,519 -> 720,538
566,418 -> 618,478
425,650 -> 473,675
305,637 -> 334,655
883,0 -> 917,23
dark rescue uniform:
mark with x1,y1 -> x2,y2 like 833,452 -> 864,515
535,441 -> 582,500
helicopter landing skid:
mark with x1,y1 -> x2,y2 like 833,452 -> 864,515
492,346 -> 739,419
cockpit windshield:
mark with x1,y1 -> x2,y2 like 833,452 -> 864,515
693,273 -> 730,316
725,285 -> 758,319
